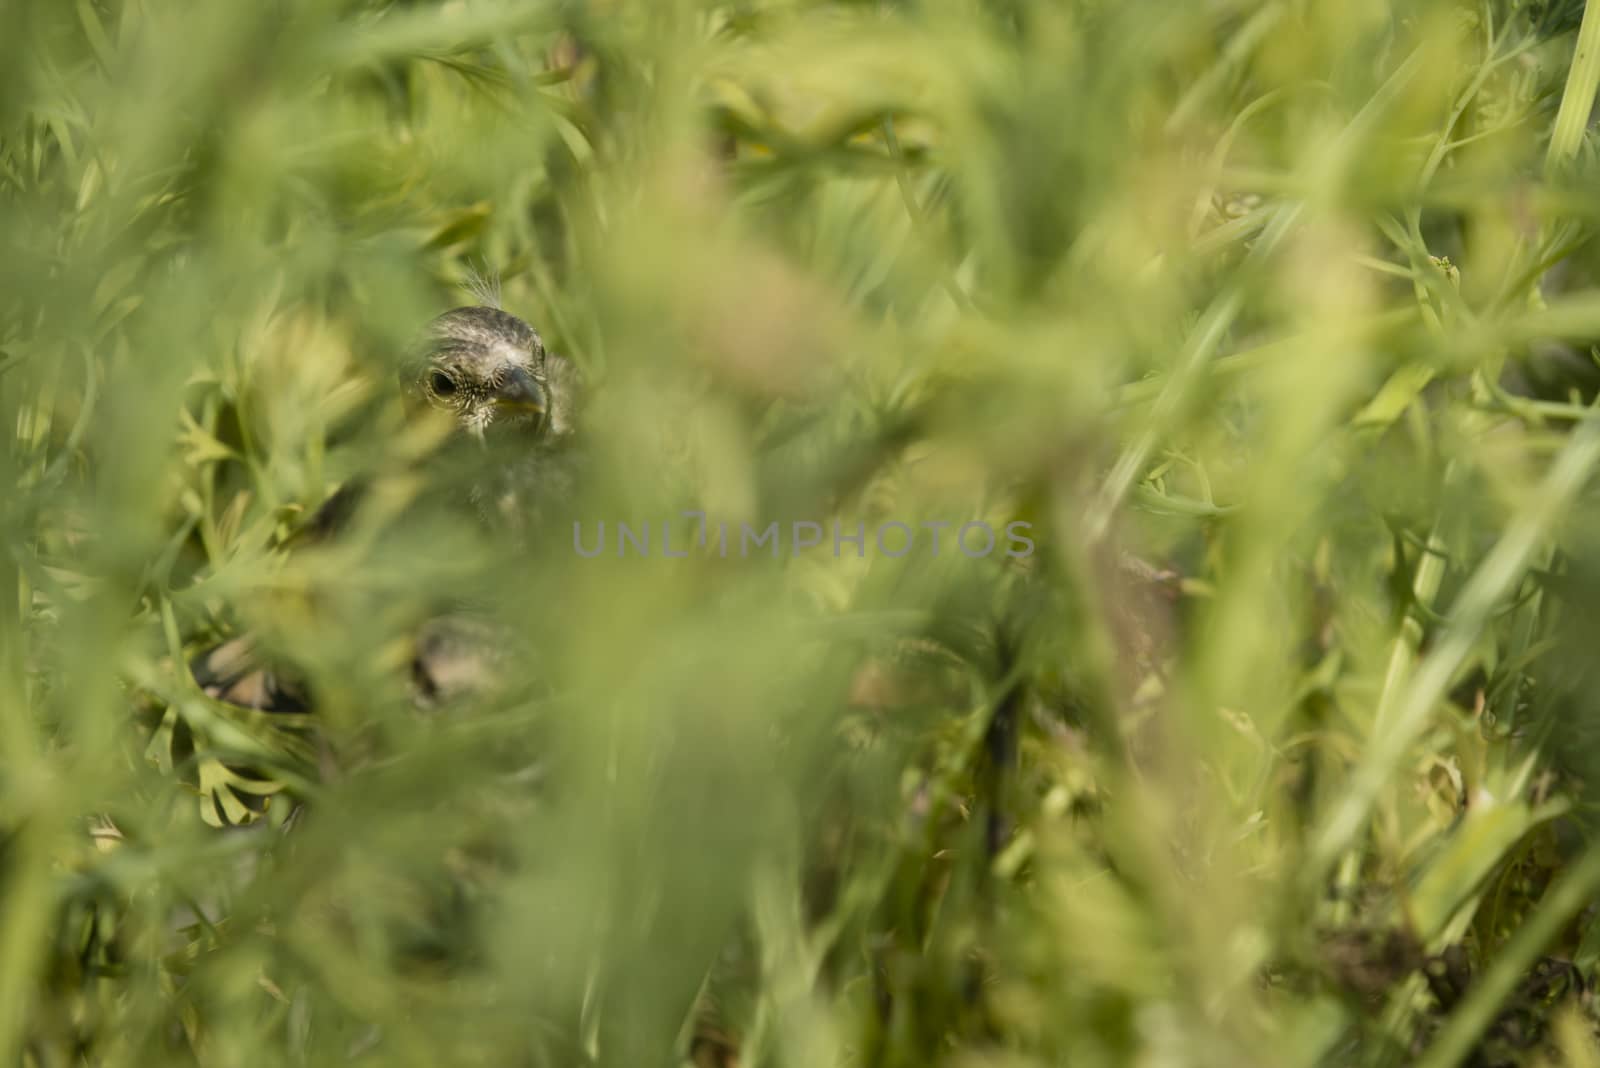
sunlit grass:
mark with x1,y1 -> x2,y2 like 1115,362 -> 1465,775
6,1 -> 1600,1066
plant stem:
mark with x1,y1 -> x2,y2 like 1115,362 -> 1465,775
1546,1 -> 1600,174
1309,412 -> 1600,880
1416,844 -> 1600,1068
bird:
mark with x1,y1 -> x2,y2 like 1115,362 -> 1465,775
84,301 -> 586,1048
149,300 -> 583,826
296,303 -> 582,544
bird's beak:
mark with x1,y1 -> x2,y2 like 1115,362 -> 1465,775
493,366 -> 547,424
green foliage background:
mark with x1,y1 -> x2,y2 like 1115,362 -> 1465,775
7,0 -> 1600,1065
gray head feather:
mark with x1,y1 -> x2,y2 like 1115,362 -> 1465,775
409,306 -> 579,442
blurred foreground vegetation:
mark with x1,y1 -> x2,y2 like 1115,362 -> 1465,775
8,0 -> 1600,1065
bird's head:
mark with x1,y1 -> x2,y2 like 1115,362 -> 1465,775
411,306 -> 578,441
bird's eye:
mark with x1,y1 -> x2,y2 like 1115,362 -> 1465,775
430,371 -> 457,397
